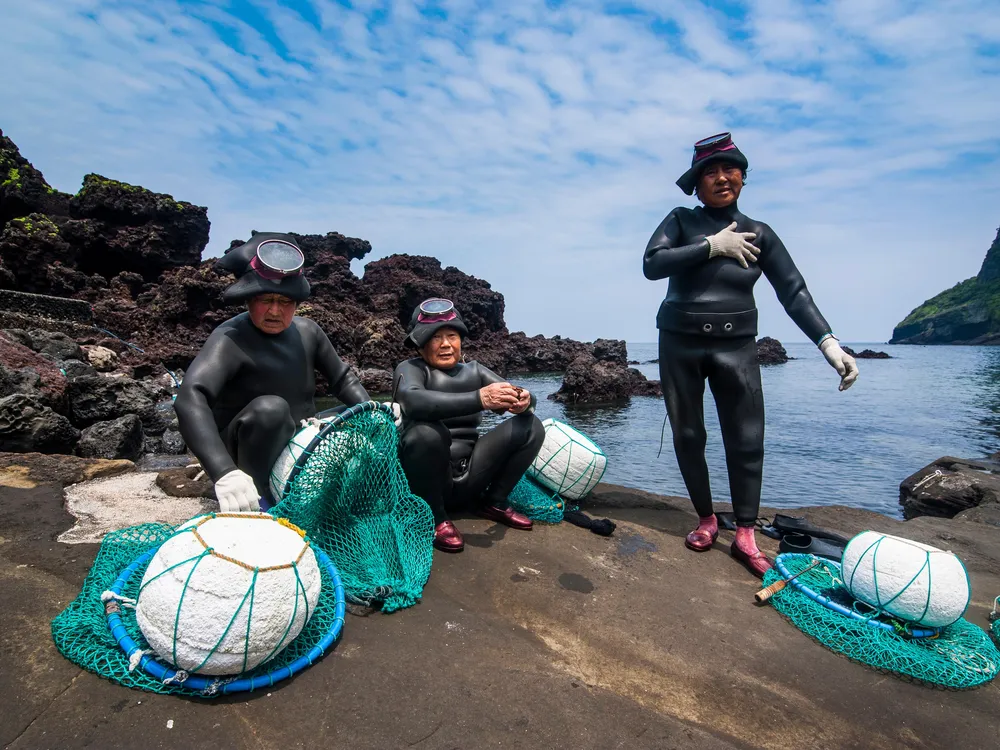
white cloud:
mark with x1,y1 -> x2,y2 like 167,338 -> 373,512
0,0 -> 998,344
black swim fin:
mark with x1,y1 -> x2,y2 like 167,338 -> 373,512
715,512 -> 737,531
772,514 -> 849,545
778,532 -> 846,562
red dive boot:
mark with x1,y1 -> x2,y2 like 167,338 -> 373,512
685,514 -> 719,552
731,527 -> 772,578
434,521 -> 465,552
478,504 -> 533,530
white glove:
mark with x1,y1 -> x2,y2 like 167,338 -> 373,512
706,221 -> 759,269
214,469 -> 261,513
390,402 -> 402,427
819,337 -> 859,391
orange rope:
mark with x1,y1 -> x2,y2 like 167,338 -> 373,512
189,513 -> 312,572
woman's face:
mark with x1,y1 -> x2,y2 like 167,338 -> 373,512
697,162 -> 744,208
248,293 -> 298,334
420,328 -> 462,369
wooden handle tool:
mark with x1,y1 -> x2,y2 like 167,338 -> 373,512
755,558 -> 823,603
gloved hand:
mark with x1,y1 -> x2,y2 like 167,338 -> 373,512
390,402 -> 402,427
214,469 -> 261,513
819,337 -> 859,391
706,221 -> 758,269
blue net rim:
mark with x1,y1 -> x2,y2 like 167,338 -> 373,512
105,543 -> 346,696
278,400 -> 394,501
774,553 -> 941,639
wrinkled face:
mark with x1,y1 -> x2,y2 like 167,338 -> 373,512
420,327 -> 462,368
697,162 -> 744,208
248,293 -> 297,334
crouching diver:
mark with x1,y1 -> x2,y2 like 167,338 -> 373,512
643,132 -> 859,578
394,299 -> 544,552
175,233 -> 369,513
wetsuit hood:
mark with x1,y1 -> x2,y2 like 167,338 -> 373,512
676,132 -> 749,196
404,305 -> 470,349
215,232 -> 311,305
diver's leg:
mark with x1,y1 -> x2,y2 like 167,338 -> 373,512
398,421 -> 464,551
658,331 -> 717,550
706,337 -> 771,577
221,395 -> 297,501
453,412 -> 543,530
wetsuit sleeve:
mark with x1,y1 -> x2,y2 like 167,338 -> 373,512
757,224 -> 833,344
477,363 -> 537,410
174,330 -> 241,482
393,360 -> 483,421
313,326 -> 370,405
643,209 -> 711,280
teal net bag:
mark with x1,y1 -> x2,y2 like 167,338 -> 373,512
508,474 -> 566,524
762,553 -> 1000,689
268,402 -> 434,612
51,402 -> 434,696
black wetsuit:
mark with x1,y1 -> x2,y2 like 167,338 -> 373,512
175,312 -> 369,496
643,202 -> 832,526
393,358 -> 544,523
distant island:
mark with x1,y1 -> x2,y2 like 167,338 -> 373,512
890,226 -> 1000,345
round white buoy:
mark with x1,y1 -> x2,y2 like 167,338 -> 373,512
526,419 -> 607,501
841,530 -> 970,628
269,419 -> 372,502
135,513 -> 322,675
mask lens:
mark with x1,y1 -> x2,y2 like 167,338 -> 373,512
257,240 -> 304,274
419,298 -> 454,315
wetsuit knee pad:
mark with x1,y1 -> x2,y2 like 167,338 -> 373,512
509,412 -> 544,447
399,422 -> 451,458
674,424 -> 707,452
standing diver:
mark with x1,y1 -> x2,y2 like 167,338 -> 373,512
175,233 -> 370,513
643,132 -> 859,578
394,299 -> 545,552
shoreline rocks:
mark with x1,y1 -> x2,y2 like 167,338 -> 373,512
756,337 -> 789,365
899,455 -> 1000,519
843,345 -> 891,359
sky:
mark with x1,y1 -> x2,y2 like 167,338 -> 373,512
1,0 -> 999,344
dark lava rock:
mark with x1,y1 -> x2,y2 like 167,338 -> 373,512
0,332 -> 69,410
0,128 -> 71,228
4,328 -> 84,361
0,450 -> 134,484
60,359 -> 97,379
156,465 -> 214,499
842,346 -> 891,359
68,374 -> 164,433
756,337 -> 789,365
77,414 -> 144,461
160,429 -> 186,455
592,338 -> 628,366
0,393 -> 79,453
358,368 -> 393,395
899,456 -> 1000,520
550,354 -> 660,404
0,214 -> 80,294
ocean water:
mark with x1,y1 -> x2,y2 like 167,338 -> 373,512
485,342 -> 1000,519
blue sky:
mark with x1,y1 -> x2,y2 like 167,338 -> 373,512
2,0 -> 999,343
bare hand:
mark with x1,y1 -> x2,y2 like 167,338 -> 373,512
479,382 -> 520,411
508,387 -> 531,414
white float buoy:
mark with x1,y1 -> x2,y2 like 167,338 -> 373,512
526,419 -> 607,500
135,513 -> 322,675
840,530 -> 970,628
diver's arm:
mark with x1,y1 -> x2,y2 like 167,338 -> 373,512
174,332 -> 241,482
313,324 -> 370,405
757,223 -> 833,344
478,363 -> 537,410
393,360 -> 483,421
643,210 -> 711,280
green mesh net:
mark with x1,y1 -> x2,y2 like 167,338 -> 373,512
269,406 -> 434,612
51,523 -> 344,696
763,554 -> 1000,689
508,475 -> 566,524
51,403 -> 434,695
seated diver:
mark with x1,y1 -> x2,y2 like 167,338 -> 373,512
394,299 -> 545,552
174,232 -> 370,513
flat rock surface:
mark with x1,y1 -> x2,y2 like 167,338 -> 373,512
1,478 -> 998,749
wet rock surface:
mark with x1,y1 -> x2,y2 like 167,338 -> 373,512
899,455 -> 1000,519
76,414 -> 144,461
